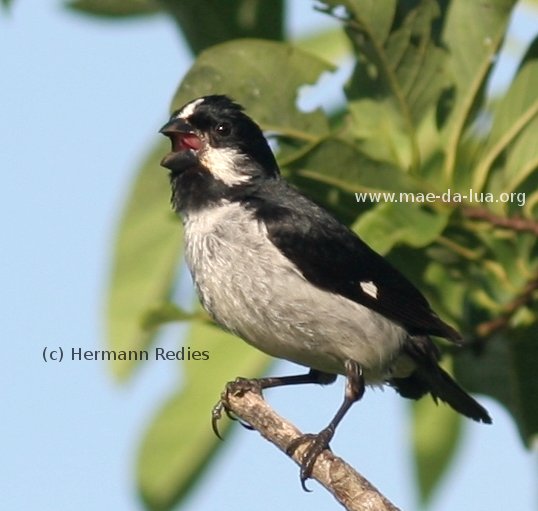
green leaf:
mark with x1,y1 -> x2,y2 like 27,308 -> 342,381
412,376 -> 463,504
503,115 -> 538,196
138,321 -> 272,511
107,140 -> 182,380
160,0 -> 284,55
294,27 -> 351,64
171,39 -> 333,141
442,0 -> 516,182
423,260 -> 467,327
352,202 -> 450,254
286,137 -> 420,195
478,61 -> 538,194
474,231 -> 536,298
65,0 -> 160,18
522,187 -> 538,218
346,99 -> 414,169
335,0 -> 449,169
519,31 -> 538,68
322,0 -> 397,42
455,324 -> 538,446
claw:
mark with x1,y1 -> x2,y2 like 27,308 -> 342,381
286,427 -> 335,491
211,400 -> 225,439
211,377 -> 263,439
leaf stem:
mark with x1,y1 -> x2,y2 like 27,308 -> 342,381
473,101 -> 538,191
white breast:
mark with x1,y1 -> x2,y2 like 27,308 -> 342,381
183,202 -> 408,381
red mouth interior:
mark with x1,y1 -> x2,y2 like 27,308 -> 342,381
171,133 -> 202,152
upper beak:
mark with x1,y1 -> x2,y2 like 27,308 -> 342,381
159,118 -> 195,138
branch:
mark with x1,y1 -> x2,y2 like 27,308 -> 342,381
463,207 -> 538,236
222,388 -> 401,511
476,274 -> 538,338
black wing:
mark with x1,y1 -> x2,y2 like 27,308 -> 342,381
245,183 -> 461,342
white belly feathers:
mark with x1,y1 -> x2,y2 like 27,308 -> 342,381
183,201 -> 407,381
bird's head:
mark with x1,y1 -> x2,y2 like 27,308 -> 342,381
160,95 -> 279,187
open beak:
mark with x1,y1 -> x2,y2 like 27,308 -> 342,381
159,118 -> 202,170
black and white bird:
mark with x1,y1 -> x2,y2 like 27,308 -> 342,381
159,94 -> 491,487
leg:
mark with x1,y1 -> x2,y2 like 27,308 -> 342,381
287,359 -> 365,490
211,368 -> 337,438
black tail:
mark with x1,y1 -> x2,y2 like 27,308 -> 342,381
391,338 -> 492,424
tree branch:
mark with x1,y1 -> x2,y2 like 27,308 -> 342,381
475,274 -> 538,338
463,207 -> 538,236
222,388 -> 402,511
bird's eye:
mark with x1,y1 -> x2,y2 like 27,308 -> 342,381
215,122 -> 231,137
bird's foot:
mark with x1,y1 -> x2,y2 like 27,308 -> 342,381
211,377 -> 262,438
286,426 -> 335,491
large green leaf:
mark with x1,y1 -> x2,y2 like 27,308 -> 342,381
65,0 -> 284,56
455,324 -> 538,446
350,0 -> 448,124
328,0 -> 449,169
345,99 -> 415,169
285,137 -> 421,195
160,0 -> 284,55
65,0 -> 160,18
170,39 -> 333,141
326,0 -> 397,42
294,26 -> 351,64
107,140 -> 182,380
412,375 -> 462,505
442,0 -> 516,182
503,115 -> 538,197
352,202 -> 450,254
138,321 -> 271,511
422,259 -> 467,328
478,61 -> 538,194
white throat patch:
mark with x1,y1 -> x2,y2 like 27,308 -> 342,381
199,146 -> 251,186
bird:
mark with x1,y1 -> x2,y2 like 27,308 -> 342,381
159,94 -> 491,488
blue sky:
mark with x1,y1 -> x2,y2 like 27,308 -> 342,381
2,1 -> 537,510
